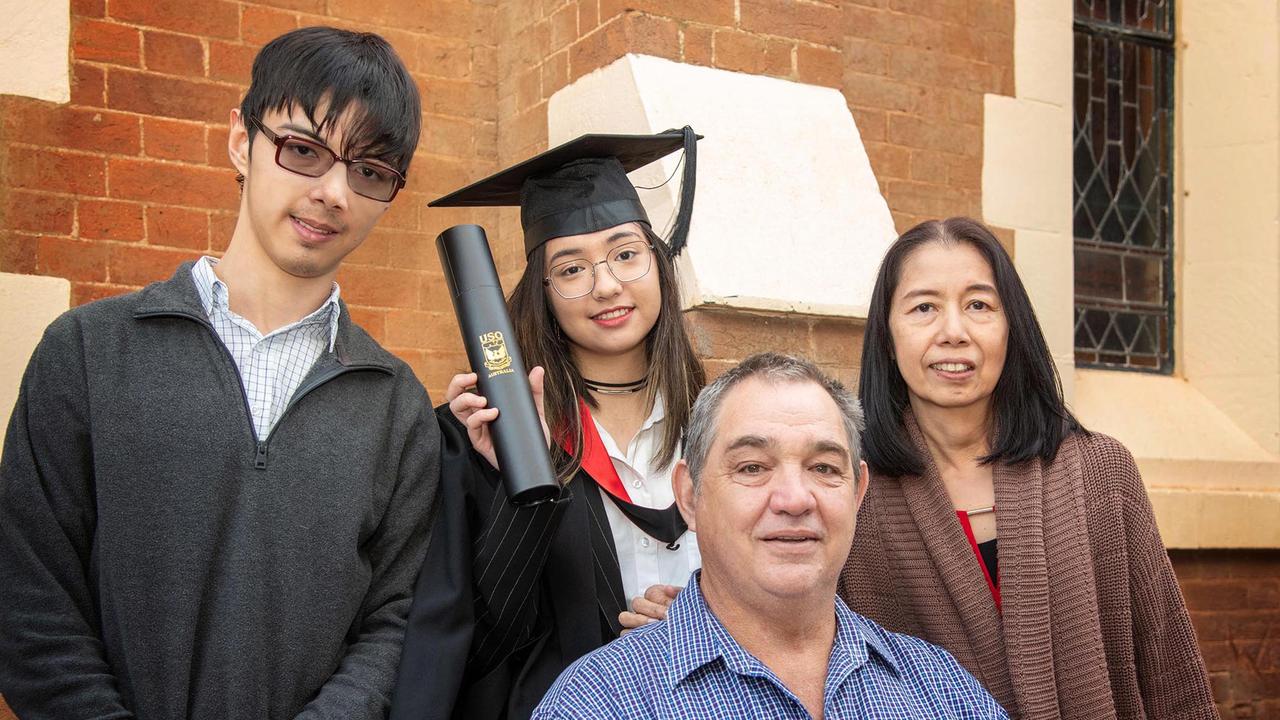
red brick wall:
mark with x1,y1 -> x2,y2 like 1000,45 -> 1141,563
0,0 -> 1011,394
491,0 -> 1012,241
1172,550 -> 1280,718
0,0 -> 499,399
481,0 -> 1013,383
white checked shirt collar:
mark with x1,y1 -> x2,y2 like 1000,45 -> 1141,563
190,256 -> 341,439
191,256 -> 341,352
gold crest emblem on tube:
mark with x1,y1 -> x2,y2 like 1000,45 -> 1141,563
479,330 -> 514,377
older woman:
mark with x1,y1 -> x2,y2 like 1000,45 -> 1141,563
840,217 -> 1216,719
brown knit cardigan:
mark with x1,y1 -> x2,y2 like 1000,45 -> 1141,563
839,422 -> 1218,720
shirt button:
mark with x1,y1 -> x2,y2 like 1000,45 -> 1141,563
632,480 -> 642,489
641,537 -> 651,548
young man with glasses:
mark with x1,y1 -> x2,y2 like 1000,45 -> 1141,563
0,27 -> 439,719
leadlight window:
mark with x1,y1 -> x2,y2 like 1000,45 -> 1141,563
1073,0 -> 1174,372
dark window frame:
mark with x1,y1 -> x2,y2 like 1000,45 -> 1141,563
1072,0 -> 1176,373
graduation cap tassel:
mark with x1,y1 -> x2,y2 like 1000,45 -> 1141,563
665,126 -> 697,257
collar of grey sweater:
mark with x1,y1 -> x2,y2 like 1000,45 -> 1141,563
132,261 -> 398,372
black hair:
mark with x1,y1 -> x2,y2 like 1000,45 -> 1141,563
240,26 -> 421,174
858,217 -> 1082,477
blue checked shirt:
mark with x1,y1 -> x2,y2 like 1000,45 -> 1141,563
190,257 -> 340,440
532,572 -> 1008,720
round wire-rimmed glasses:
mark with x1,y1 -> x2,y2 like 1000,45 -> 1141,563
543,241 -> 655,299
250,117 -> 406,202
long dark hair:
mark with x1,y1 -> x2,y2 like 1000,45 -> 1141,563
859,217 -> 1082,477
508,224 -> 705,480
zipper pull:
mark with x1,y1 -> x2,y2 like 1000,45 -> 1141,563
254,442 -> 269,470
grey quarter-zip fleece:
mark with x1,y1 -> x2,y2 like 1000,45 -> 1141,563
0,263 -> 440,719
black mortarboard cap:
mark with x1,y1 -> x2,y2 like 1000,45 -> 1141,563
430,127 -> 698,257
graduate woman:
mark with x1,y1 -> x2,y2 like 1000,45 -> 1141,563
839,217 -> 1215,719
391,130 -> 706,720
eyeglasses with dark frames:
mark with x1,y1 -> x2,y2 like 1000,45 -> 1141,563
542,241 -> 655,300
250,117 -> 406,202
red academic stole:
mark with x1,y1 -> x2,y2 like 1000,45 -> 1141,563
558,398 -> 687,546
565,398 -> 632,503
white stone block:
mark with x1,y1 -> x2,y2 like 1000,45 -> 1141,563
981,94 -> 1071,234
0,0 -> 70,103
549,54 -> 896,317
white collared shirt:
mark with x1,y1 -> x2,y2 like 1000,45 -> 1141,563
190,256 -> 340,440
593,395 -> 702,604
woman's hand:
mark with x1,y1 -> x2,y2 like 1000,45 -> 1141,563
618,584 -> 681,634
445,366 -> 549,471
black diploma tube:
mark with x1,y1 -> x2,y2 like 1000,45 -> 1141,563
437,224 -> 561,505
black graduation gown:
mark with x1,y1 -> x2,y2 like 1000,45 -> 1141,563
390,405 -> 629,720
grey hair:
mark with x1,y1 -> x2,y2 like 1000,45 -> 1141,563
683,352 -> 865,486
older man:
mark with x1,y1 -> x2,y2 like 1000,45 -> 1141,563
531,352 -> 1007,719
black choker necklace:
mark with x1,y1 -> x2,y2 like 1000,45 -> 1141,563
582,376 -> 649,395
